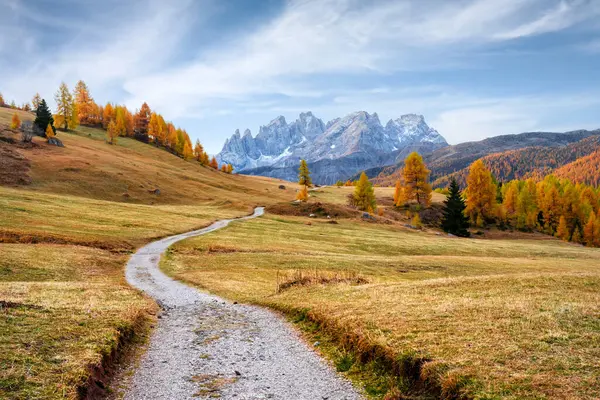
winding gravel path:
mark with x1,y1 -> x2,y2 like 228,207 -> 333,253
124,207 -> 362,399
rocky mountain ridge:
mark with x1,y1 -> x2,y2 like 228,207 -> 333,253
217,111 -> 447,184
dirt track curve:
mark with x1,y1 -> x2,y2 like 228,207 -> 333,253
124,207 -> 362,399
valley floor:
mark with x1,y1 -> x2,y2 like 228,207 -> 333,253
161,187 -> 600,399
1,112 -> 599,399
0,116 -> 294,399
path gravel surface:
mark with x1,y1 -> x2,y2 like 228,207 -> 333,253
124,207 -> 362,399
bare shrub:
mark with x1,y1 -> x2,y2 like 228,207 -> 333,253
276,269 -> 368,293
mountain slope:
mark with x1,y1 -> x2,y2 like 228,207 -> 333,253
432,135 -> 600,187
217,111 -> 447,184
373,129 -> 600,186
0,113 -> 291,207
554,149 -> 600,186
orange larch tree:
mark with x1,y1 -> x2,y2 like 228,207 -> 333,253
465,159 -> 497,227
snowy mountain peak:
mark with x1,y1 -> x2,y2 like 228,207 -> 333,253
269,115 -> 287,126
217,111 -> 448,183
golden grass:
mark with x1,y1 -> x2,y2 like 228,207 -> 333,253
0,243 -> 156,399
0,108 -> 33,126
0,108 -> 297,399
0,106 -> 292,206
310,186 -> 445,206
162,210 -> 600,399
0,186 -> 249,250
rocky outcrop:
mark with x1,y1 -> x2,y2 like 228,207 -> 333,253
217,111 -> 447,184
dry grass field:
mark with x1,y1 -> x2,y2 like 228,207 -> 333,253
0,107 -> 293,399
2,106 -> 599,399
162,195 -> 600,399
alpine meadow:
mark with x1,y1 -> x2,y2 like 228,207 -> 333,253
2,1 -> 600,400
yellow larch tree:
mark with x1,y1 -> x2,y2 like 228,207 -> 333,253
10,113 -> 21,130
183,141 -> 194,160
556,215 -> 570,241
103,103 -> 114,129
32,93 -> 41,111
45,123 -> 55,139
106,120 -> 118,145
54,82 -> 75,130
73,80 -> 94,125
352,172 -> 377,212
465,159 -> 497,227
402,152 -> 432,207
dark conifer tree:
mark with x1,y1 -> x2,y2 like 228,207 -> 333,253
441,178 -> 471,237
34,99 -> 56,137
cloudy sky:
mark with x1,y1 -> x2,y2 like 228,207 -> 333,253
2,0 -> 600,153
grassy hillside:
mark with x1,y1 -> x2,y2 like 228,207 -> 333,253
0,107 -> 295,398
3,105 -> 599,399
162,194 -> 600,399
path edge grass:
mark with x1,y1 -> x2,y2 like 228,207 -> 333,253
266,304 -> 476,400
77,302 -> 158,399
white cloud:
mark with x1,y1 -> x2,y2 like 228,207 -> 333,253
495,0 -> 600,40
121,0 -> 600,118
1,0 -> 202,109
2,0 -> 599,151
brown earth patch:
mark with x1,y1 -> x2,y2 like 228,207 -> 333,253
0,131 -> 32,185
266,201 -> 360,219
0,230 -> 135,252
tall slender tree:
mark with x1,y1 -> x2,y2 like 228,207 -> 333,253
465,159 -> 497,227
54,82 -> 75,130
106,120 -> 118,145
133,102 -> 151,142
353,172 -> 377,212
402,152 -> 432,206
298,159 -> 312,188
73,80 -> 94,125
31,93 -> 41,111
441,179 -> 470,237
393,179 -> 406,206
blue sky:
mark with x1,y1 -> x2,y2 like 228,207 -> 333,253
2,0 -> 600,153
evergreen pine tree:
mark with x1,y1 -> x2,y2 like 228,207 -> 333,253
441,179 -> 471,237
34,99 -> 55,137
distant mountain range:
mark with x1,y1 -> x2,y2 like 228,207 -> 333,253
217,111 -> 447,184
371,129 -> 600,187
217,111 -> 600,187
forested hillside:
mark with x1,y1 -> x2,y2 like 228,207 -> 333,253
433,135 -> 600,188
555,149 -> 600,186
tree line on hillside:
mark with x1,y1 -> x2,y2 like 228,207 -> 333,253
395,154 -> 600,246
2,83 -> 233,173
432,135 -> 600,189
301,151 -> 600,247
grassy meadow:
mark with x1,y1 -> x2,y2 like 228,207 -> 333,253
162,191 -> 600,399
0,107 -> 293,399
2,105 -> 599,399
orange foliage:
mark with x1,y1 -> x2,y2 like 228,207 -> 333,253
10,113 -> 21,130
465,160 -> 497,226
